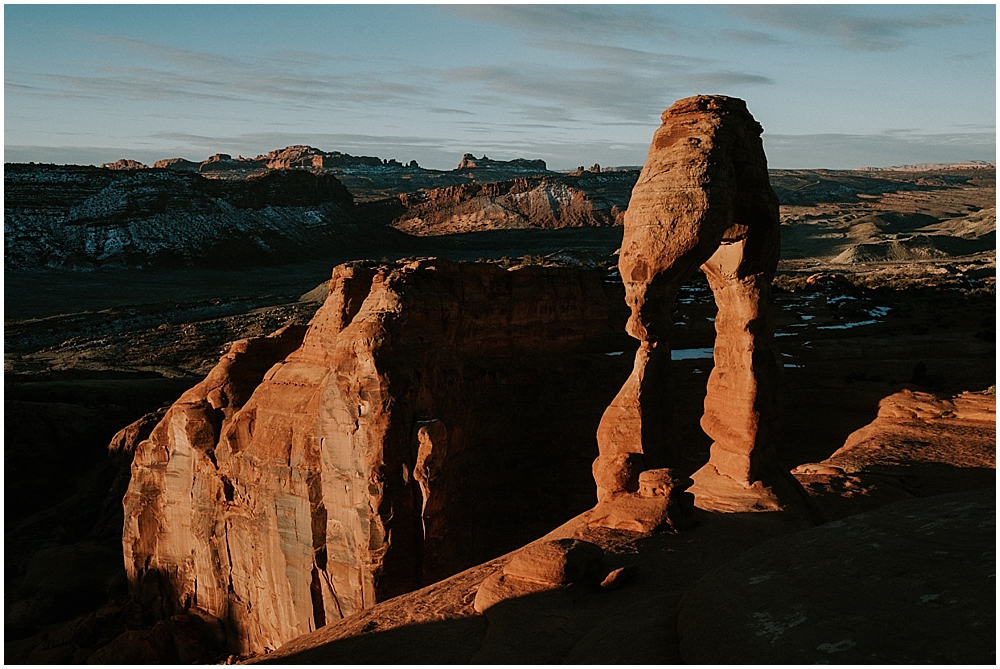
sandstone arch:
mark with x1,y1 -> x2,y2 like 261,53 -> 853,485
593,95 -> 799,512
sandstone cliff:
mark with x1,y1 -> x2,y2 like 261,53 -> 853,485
122,259 -> 632,654
791,388 -> 996,519
153,157 -> 200,171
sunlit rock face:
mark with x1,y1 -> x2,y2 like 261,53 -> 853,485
594,95 -> 800,513
123,258 -> 632,654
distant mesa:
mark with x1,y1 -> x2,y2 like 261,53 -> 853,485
100,158 -> 147,170
153,157 -> 200,171
96,146 -> 559,177
456,153 -> 548,172
256,145 -> 405,170
859,160 -> 996,172
104,145 -> 414,175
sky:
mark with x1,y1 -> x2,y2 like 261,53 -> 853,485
4,4 -> 996,170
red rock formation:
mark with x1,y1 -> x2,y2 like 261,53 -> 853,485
456,153 -> 547,172
122,259 -> 632,654
791,388 -> 996,519
255,146 -> 393,170
594,95 -> 798,513
122,325 -> 309,621
153,158 -> 200,171
198,153 -> 266,173
101,159 -> 147,170
392,177 -> 617,234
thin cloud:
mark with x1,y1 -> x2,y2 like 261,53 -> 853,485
720,29 -> 785,47
764,131 -> 995,169
8,31 -> 434,111
447,61 -> 771,124
952,51 -> 992,61
523,40 -> 713,69
428,108 -> 475,116
732,6 -> 967,52
449,5 -> 680,43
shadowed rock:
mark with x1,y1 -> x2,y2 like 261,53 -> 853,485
676,488 -> 995,663
121,258 -> 632,654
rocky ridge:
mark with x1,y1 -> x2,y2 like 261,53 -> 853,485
2,165 -> 411,269
389,176 -> 625,235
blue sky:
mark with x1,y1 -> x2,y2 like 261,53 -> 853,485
4,4 -> 996,170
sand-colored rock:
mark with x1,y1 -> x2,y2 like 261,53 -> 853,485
122,259 -> 632,654
153,157 -> 200,171
595,95 -> 796,513
588,468 -> 695,532
100,159 -> 147,170
121,326 -> 309,629
391,178 -> 616,235
474,539 -> 612,613
792,388 -> 996,519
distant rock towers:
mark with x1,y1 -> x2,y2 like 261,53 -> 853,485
593,95 -> 800,513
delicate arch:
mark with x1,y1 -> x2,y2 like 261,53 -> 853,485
593,95 -> 802,513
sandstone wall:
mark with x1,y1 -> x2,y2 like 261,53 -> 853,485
122,259 -> 632,653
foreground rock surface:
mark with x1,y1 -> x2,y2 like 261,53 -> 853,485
247,508 -> 809,664
792,388 -> 996,519
123,259 -> 632,654
677,488 -> 995,664
245,485 -> 994,665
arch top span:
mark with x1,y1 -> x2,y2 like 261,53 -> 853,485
593,95 -> 807,516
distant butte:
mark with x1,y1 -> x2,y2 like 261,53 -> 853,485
456,153 -> 548,172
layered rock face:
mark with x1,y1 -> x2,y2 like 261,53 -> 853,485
391,177 -> 620,235
3,165 -> 398,269
123,259 -> 632,654
594,95 -> 794,512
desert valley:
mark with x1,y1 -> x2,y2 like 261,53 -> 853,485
4,95 -> 996,665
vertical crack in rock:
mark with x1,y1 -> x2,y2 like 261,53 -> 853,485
594,95 -> 808,514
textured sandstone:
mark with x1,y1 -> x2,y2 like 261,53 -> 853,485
4,165 -> 362,269
123,259 -> 631,654
100,159 -> 148,170
473,539 -> 612,613
791,388 -> 996,519
588,468 -> 695,532
153,157 -> 200,171
594,95 -> 796,513
122,325 -> 309,623
391,177 -> 617,234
